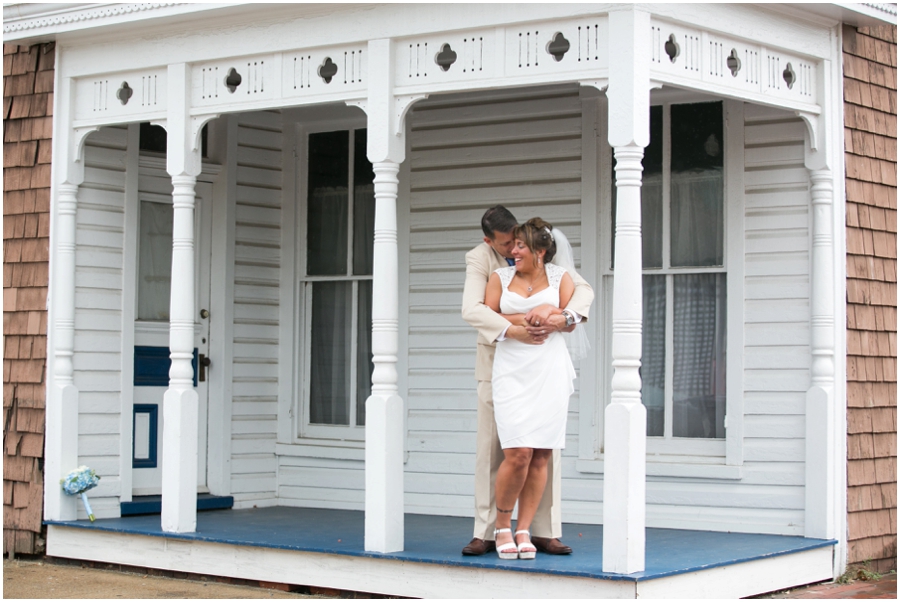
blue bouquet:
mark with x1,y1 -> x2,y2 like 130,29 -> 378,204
61,466 -> 100,521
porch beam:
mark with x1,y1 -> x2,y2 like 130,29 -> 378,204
602,7 -> 650,575
362,38 -> 407,554
161,62 -> 203,534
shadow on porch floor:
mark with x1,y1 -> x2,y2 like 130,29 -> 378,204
48,506 -> 835,582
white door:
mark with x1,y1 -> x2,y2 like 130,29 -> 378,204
132,177 -> 213,496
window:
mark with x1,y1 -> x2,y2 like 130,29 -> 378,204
299,129 -> 375,438
137,196 -> 173,321
609,102 -> 727,453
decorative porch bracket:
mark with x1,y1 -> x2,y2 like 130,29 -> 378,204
601,7 -> 651,575
355,38 -> 419,554
45,76 -> 94,521
161,62 -> 203,534
801,58 -> 837,541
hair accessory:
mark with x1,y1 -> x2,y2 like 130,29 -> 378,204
544,226 -> 554,242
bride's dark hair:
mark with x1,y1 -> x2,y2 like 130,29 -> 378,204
514,218 -> 557,266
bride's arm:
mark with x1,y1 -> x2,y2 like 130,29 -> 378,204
485,274 -> 529,327
485,273 -> 502,312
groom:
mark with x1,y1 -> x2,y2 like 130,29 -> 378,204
460,205 -> 594,555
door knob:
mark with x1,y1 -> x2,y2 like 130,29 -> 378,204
198,354 -> 212,382
200,309 -> 210,319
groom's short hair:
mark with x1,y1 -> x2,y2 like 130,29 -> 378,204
481,205 -> 517,238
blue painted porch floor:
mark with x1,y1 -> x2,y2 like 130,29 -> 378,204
48,507 -> 835,582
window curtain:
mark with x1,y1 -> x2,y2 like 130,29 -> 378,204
670,170 -> 724,267
310,281 -> 352,425
672,273 -> 727,438
307,188 -> 349,276
356,280 -> 373,425
642,275 -> 666,436
137,201 -> 173,321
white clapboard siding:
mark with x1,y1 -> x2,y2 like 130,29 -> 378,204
273,84 -> 586,511
75,126 -> 128,512
230,111 -> 283,502
404,84 -> 585,515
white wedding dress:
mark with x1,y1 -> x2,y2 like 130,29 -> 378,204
492,263 -> 576,449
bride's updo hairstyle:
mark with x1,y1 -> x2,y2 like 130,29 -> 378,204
514,218 -> 557,267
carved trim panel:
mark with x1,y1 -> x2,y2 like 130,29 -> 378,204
650,18 -> 818,105
74,68 -> 167,123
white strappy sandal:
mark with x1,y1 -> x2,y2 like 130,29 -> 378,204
515,530 -> 537,560
494,528 -> 518,560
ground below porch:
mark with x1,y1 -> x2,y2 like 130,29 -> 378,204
46,507 -> 836,598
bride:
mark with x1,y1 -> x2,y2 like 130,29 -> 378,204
483,217 -> 577,560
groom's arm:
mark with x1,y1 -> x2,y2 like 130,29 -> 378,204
461,246 -> 512,343
567,269 -> 593,320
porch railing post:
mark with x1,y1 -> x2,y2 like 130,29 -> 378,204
161,62 -> 202,533
603,7 -> 650,575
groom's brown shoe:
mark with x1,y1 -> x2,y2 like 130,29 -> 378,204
532,536 -> 573,555
462,538 -> 496,555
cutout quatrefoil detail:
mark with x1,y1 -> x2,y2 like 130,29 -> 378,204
782,62 -> 796,89
116,82 -> 133,105
547,32 -> 570,62
318,57 -> 338,84
726,49 -> 741,77
435,44 -> 458,72
664,34 -> 680,63
225,68 -> 242,93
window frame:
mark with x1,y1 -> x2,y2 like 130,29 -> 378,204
582,95 -> 744,471
293,118 -> 373,443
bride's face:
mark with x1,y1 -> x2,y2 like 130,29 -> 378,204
511,238 -> 543,271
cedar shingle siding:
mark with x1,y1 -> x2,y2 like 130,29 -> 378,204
3,42 -> 54,557
843,24 -> 897,573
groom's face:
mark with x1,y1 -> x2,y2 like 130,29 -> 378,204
485,230 -> 516,259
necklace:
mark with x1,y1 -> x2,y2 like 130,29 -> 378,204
519,269 -> 546,292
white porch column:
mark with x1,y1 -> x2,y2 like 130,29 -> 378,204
361,38 -> 408,554
802,56 -> 838,541
161,63 -> 203,533
804,163 -> 837,539
805,170 -> 835,541
45,181 -> 81,521
602,7 -> 650,575
45,74 -> 86,522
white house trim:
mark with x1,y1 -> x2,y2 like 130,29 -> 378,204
33,2 -> 862,574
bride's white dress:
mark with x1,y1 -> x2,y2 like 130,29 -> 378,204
492,263 -> 575,449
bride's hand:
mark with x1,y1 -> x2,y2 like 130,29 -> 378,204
526,313 -> 567,336
524,304 -> 561,326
